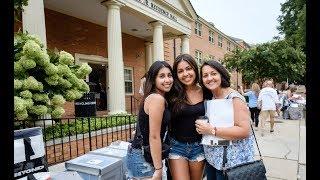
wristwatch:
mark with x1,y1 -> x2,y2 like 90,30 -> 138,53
211,127 -> 216,136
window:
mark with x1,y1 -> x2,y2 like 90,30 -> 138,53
209,31 -> 214,44
209,55 -> 215,60
195,22 -> 202,36
195,50 -> 203,65
218,35 -> 223,47
227,41 -> 231,51
124,68 -> 134,95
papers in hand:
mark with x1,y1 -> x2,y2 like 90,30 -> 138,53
201,99 -> 234,146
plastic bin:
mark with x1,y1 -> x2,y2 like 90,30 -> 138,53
65,154 -> 122,180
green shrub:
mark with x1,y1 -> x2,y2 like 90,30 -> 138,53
42,115 -> 137,141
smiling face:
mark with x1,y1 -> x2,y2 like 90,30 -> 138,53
201,65 -> 222,91
176,60 -> 196,87
155,67 -> 173,94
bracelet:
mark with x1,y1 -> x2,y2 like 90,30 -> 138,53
155,166 -> 163,170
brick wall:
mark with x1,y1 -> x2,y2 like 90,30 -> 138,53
15,9 -> 146,117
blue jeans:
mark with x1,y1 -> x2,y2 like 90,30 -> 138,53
125,145 -> 154,179
205,162 -> 225,180
168,138 -> 205,162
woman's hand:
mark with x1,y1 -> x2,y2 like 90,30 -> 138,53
195,120 -> 214,135
151,169 -> 162,180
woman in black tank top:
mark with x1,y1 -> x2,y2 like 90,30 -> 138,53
126,61 -> 174,180
168,54 -> 206,180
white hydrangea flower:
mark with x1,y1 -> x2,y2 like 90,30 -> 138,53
51,95 -> 66,106
14,79 -> 23,90
19,56 -> 36,69
33,93 -> 49,102
22,40 -> 42,58
44,63 -> 58,75
57,64 -> 71,75
26,34 -> 43,47
20,90 -> 33,99
29,105 -> 48,116
24,98 -> 34,109
58,78 -> 72,88
16,109 -> 28,120
14,96 -> 26,112
22,76 -> 40,90
76,63 -> 92,78
51,106 -> 65,118
65,90 -> 77,101
45,74 -> 59,85
14,61 -> 25,75
58,51 -> 74,65
36,51 -> 50,67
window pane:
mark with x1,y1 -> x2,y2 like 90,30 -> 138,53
125,82 -> 133,93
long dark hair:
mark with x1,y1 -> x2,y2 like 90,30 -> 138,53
171,54 -> 199,115
199,60 -> 231,100
140,60 -> 173,109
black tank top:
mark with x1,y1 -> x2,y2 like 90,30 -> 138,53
131,105 -> 171,147
170,101 -> 205,143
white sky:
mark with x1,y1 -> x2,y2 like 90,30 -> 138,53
189,0 -> 286,44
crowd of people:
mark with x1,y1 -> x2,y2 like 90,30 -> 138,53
127,54 -> 305,180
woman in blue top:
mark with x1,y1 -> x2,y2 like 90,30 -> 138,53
240,83 -> 261,127
195,60 -> 254,180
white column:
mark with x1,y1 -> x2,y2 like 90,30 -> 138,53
102,0 -> 126,114
180,34 -> 190,54
22,0 -> 47,48
150,21 -> 164,61
145,42 -> 153,70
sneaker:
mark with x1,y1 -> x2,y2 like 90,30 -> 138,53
270,129 -> 274,133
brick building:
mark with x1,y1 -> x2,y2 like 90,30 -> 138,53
16,0 -> 249,117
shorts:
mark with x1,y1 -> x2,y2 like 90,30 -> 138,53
168,138 -> 205,162
126,145 -> 154,179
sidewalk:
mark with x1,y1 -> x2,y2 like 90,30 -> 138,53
254,117 -> 306,180
49,117 -> 306,180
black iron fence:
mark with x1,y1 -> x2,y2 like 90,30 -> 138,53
14,115 -> 137,165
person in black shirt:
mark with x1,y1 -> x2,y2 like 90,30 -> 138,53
168,54 -> 206,180
126,61 -> 174,180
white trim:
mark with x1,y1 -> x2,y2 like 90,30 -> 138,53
124,67 -> 134,96
75,53 -> 108,65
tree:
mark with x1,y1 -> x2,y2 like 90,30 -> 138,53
14,32 -> 92,120
277,0 -> 306,51
224,40 -> 305,85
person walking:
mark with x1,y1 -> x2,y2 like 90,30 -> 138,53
257,80 -> 280,135
196,60 -> 254,180
239,83 -> 261,127
126,61 -> 173,180
168,54 -> 206,180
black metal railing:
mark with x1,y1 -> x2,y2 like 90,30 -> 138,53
14,115 -> 137,165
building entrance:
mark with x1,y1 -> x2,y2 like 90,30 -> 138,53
88,63 -> 108,111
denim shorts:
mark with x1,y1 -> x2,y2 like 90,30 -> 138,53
168,138 -> 205,162
125,145 -> 154,179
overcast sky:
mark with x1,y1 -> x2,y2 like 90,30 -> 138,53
189,0 -> 286,44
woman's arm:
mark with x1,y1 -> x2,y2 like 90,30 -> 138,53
196,97 -> 250,140
145,94 -> 165,174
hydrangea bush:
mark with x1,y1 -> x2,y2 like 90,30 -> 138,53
14,32 -> 92,120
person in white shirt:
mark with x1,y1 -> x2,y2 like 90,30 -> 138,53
139,73 -> 147,96
257,80 -> 280,135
